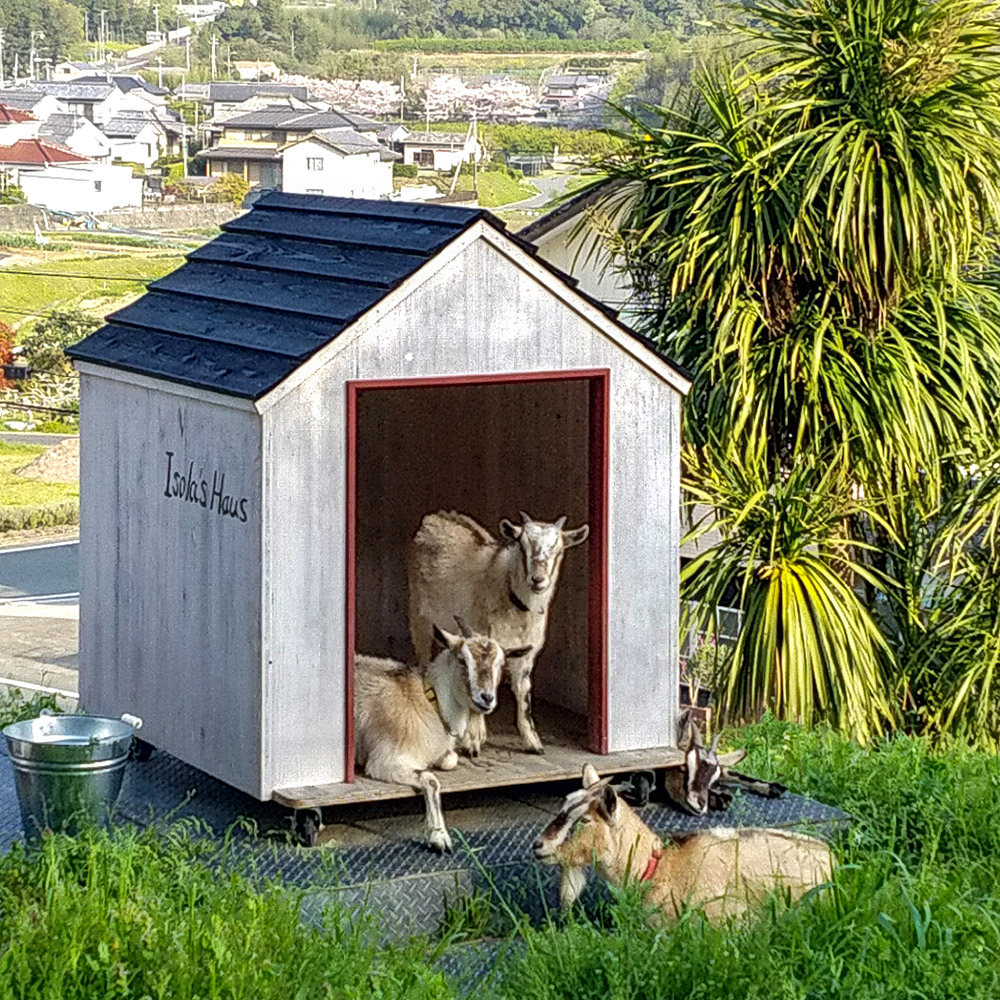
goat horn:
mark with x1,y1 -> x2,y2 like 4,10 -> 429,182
519,510 -> 533,524
453,615 -> 473,638
710,733 -> 721,753
691,723 -> 704,748
555,515 -> 567,529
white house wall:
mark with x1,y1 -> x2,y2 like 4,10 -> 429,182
17,165 -> 142,212
78,371 -> 266,797
281,142 -> 392,200
259,233 -> 681,792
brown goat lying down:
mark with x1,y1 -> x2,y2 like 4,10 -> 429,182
533,765 -> 834,922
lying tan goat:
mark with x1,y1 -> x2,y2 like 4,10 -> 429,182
533,765 -> 833,922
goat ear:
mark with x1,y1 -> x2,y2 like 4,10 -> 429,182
709,732 -> 721,754
499,518 -> 522,541
602,783 -> 619,822
504,645 -> 533,660
690,722 -> 705,749
677,707 -> 693,747
582,763 -> 601,787
432,623 -> 461,650
562,524 -> 590,548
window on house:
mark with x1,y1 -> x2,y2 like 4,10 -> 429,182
416,149 -> 435,168
306,157 -> 324,171
94,181 -> 102,192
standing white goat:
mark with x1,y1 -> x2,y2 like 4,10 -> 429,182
407,510 -> 589,756
355,619 -> 531,852
533,765 -> 833,921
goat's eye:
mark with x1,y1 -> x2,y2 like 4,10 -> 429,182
578,815 -> 593,825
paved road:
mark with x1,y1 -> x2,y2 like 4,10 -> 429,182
0,432 -> 78,447
0,540 -> 79,603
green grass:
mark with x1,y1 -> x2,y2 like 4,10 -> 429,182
1,703 -> 998,998
0,253 -> 186,326
0,443 -> 77,505
476,171 -> 539,208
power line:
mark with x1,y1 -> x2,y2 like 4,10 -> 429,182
0,270 -> 159,281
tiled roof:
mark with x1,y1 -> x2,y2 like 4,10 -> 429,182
303,127 -> 382,155
0,138 -> 90,165
208,83 -> 308,103
222,107 -> 380,132
37,113 -> 100,145
0,104 -> 36,123
200,146 -> 281,161
103,113 -> 163,138
0,91 -> 48,110
67,193 -> 686,399
73,74 -> 169,96
36,82 -> 115,101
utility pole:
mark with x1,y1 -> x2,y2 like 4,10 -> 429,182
84,12 -> 89,44
210,33 -> 218,79
290,26 -> 294,60
153,4 -> 159,37
181,76 -> 188,179
99,9 -> 107,63
157,57 -> 163,89
185,36 -> 190,71
0,28 -> 5,90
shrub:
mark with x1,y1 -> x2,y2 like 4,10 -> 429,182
208,173 -> 251,206
18,310 -> 101,376
0,183 -> 26,204
0,500 -> 79,532
394,162 -> 419,178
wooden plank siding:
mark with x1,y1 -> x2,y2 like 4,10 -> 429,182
78,371 -> 266,797
260,235 -> 680,795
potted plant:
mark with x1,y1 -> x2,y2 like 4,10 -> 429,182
679,635 -> 732,729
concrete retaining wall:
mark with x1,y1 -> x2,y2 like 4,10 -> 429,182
0,202 -> 242,232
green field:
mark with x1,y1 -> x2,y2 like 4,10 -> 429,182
0,442 -> 77,506
476,171 -> 539,207
0,253 -> 187,327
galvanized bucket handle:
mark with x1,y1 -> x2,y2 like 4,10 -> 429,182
38,709 -> 143,744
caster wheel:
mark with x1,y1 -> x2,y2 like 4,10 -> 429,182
294,809 -> 322,847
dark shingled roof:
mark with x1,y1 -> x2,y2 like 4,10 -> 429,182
67,193 -> 687,399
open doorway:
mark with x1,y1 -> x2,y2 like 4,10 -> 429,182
345,370 -> 608,782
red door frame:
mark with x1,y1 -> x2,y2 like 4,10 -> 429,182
345,369 -> 610,783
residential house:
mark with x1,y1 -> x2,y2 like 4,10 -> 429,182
17,163 -> 143,213
73,75 -> 171,109
0,136 -> 140,211
102,111 -> 168,166
201,106 -> 389,188
0,90 -> 63,121
400,130 -> 479,171
281,130 -> 393,199
51,61 -> 105,81
202,82 -> 310,118
38,114 -> 113,163
0,105 -> 40,143
234,60 -> 280,81
540,74 -> 606,106
5,82 -> 146,126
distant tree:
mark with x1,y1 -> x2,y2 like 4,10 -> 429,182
18,309 -> 100,377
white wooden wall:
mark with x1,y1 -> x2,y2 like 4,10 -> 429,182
77,369 -> 265,797
259,231 -> 682,792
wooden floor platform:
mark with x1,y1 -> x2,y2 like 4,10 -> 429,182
273,706 -> 690,810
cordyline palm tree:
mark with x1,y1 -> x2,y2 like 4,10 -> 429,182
589,0 -> 1000,739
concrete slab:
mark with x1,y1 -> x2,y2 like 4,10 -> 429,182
0,606 -> 78,697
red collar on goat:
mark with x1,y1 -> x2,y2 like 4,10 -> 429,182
640,848 -> 663,882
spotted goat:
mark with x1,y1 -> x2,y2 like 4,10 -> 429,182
407,510 -> 588,756
355,618 -> 531,852
662,711 -> 788,815
533,765 -> 833,921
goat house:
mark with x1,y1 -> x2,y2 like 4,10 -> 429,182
67,193 -> 691,808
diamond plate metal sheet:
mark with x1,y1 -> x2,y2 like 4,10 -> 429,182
1,743 -> 848,947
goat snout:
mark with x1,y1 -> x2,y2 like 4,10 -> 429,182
474,691 -> 496,712
532,838 -> 548,858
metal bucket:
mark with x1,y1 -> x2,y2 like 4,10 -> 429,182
2,711 -> 143,837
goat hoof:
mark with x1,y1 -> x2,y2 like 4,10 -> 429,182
429,831 -> 453,853
526,745 -> 545,755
